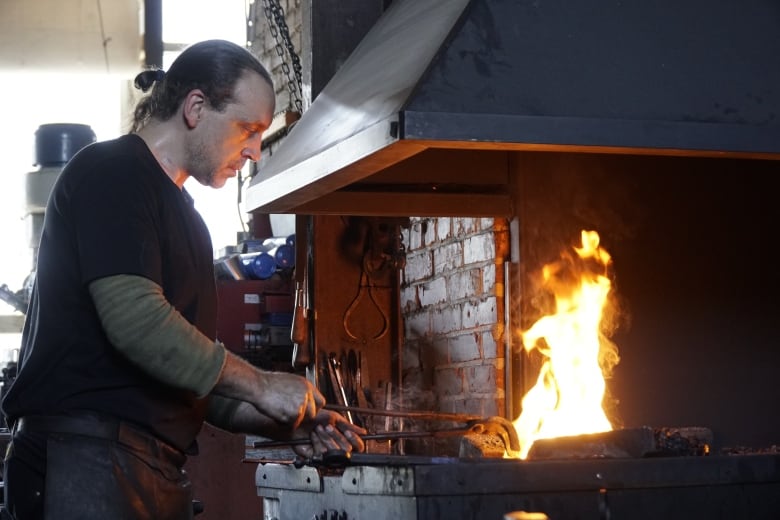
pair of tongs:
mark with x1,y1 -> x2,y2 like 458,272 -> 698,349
252,404 -> 487,449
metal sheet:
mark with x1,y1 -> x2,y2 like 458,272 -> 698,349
342,466 -> 416,496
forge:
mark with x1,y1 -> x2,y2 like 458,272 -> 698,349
243,0 -> 780,518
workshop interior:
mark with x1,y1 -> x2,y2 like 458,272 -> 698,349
1,0 -> 780,519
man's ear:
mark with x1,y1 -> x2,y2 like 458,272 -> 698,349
182,89 -> 206,129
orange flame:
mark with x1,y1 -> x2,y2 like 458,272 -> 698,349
512,230 -> 619,459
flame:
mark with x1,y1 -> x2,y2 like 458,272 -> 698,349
512,230 -> 618,459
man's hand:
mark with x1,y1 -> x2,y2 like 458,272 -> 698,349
290,410 -> 367,458
253,371 -> 326,429
213,352 -> 326,429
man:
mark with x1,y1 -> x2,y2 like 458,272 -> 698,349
1,39 -> 364,519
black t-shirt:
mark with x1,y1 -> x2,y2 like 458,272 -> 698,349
2,134 -> 217,452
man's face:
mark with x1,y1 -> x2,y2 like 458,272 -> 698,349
187,71 -> 275,188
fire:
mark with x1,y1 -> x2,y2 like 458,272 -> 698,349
513,230 -> 619,459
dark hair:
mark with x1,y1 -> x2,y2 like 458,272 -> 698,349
130,39 -> 273,133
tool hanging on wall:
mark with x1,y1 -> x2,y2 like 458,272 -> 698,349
340,217 -> 409,344
328,353 -> 354,424
342,253 -> 389,343
290,263 -> 311,369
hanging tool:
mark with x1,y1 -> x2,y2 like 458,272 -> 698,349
342,255 -> 389,343
290,279 -> 311,368
323,352 -> 344,406
328,353 -> 354,424
348,349 -> 369,409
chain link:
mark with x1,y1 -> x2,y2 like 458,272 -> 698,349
252,0 -> 304,113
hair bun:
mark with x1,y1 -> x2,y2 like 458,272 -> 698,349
133,69 -> 166,93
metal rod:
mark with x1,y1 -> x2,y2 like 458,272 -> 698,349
324,404 -> 483,423
328,354 -> 354,423
504,233 -> 514,421
252,428 -> 471,448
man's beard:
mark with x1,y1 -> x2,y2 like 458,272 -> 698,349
186,137 -> 216,187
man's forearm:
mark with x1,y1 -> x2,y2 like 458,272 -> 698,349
90,275 -> 282,409
89,274 -> 226,397
210,351 -> 270,403
210,352 -> 320,428
90,273 -> 323,428
207,394 -> 293,439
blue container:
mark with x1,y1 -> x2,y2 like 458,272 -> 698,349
269,244 -> 295,269
240,252 -> 276,280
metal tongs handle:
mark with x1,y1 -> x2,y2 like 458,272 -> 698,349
252,405 -> 481,449
325,404 -> 521,454
252,405 -> 519,454
252,428 -> 472,449
324,404 -> 483,423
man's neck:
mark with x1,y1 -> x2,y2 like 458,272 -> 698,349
135,123 -> 189,188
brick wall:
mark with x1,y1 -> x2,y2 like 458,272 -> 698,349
400,217 -> 505,418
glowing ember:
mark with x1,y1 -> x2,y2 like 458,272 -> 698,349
513,230 -> 619,459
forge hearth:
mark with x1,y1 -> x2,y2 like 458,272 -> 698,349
526,426 -> 713,460
253,416 -> 777,519
254,452 -> 780,520
508,152 -> 780,454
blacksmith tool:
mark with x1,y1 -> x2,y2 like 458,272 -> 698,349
328,353 -> 354,424
252,410 -> 521,456
249,448 -> 352,469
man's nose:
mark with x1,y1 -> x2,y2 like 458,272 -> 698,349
244,134 -> 262,162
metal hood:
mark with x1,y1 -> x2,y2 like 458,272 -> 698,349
246,0 -> 780,216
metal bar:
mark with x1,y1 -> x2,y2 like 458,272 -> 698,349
504,259 -> 513,420
324,404 -> 482,423
328,354 -> 354,423
253,427 -> 471,448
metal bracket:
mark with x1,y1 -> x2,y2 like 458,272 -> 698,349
256,463 -> 322,492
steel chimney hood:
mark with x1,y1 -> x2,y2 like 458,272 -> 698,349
246,0 -> 780,216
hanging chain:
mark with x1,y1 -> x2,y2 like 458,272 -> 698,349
255,0 -> 304,113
